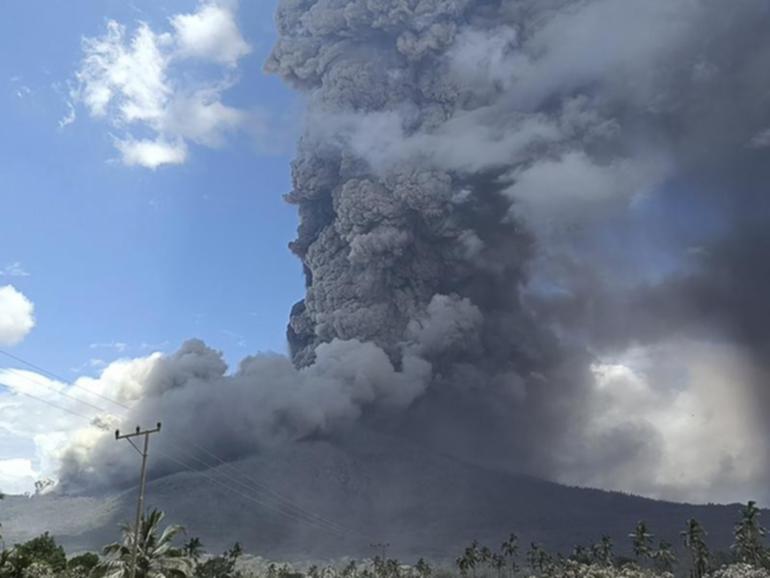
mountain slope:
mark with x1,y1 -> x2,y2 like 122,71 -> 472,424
0,434 -> 751,560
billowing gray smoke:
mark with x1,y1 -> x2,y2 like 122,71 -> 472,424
261,0 -> 608,479
60,0 -> 770,504
261,0 -> 770,499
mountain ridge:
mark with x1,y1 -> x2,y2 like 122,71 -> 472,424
0,433 -> 754,561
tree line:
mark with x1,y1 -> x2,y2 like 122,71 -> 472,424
0,502 -> 768,578
454,501 -> 769,578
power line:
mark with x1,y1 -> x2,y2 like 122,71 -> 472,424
0,365 -> 352,535
0,348 -> 357,537
0,381 -> 100,424
164,442 -> 353,536
0,349 -> 364,540
0,363 -> 339,529
0,349 -> 131,411
1,367 -> 112,415
183,440 -> 357,536
0,368 -> 349,536
153,448 -> 351,539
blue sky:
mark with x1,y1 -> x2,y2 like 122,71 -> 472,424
0,0 -> 303,379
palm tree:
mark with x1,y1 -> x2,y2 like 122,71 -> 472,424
653,540 -> 677,573
456,556 -> 470,578
480,546 -> 492,576
415,558 -> 431,578
500,534 -> 518,578
95,509 -> 193,578
630,521 -> 654,563
463,541 -> 480,578
732,501 -> 767,567
182,538 -> 203,563
526,543 -> 550,575
490,554 -> 505,578
384,559 -> 400,578
227,542 -> 243,561
681,518 -> 709,578
591,536 -> 613,567
570,545 -> 591,565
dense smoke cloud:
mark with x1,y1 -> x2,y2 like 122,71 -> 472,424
260,0 -> 770,496
58,0 -> 770,503
57,338 -> 430,492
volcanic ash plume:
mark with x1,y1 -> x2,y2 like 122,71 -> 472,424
258,0 -> 642,481
59,0 -> 770,503
261,0 -> 770,500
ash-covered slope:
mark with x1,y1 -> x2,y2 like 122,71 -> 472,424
0,433 -> 750,560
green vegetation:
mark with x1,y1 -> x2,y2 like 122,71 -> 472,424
682,519 -> 709,578
733,502 -> 767,568
194,542 -> 244,578
0,502 -> 768,578
445,503 -> 770,578
630,522 -> 655,563
67,554 -> 99,575
94,509 -> 192,578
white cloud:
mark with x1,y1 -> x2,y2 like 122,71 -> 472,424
71,1 -> 251,169
164,90 -> 246,147
171,2 -> 251,66
0,286 -> 35,346
558,339 -> 768,504
0,370 -> 85,492
89,341 -> 128,353
0,262 -> 30,277
0,354 -> 160,493
58,101 -> 76,129
9,77 -> 32,101
73,353 -> 162,405
78,21 -> 171,123
69,359 -> 108,374
115,137 -> 188,169
0,459 -> 39,495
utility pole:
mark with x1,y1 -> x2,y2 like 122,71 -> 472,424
116,422 -> 161,578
